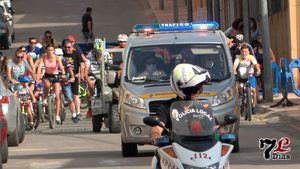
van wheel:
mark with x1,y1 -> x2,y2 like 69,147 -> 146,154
232,135 -> 240,153
109,104 -> 120,133
122,141 -> 137,157
92,114 -> 102,132
1,138 -> 8,163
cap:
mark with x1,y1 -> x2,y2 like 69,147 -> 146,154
66,35 -> 76,42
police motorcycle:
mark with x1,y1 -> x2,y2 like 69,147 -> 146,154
144,100 -> 238,169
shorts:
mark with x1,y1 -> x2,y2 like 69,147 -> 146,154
62,84 -> 73,102
44,73 -> 60,83
71,77 -> 79,95
248,76 -> 256,88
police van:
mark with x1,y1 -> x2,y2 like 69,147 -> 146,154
119,22 -> 240,157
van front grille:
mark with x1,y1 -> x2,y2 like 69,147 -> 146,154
148,101 -> 165,115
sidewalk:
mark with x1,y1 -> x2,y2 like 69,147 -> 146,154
256,93 -> 300,132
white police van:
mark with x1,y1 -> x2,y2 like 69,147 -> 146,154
119,22 -> 240,157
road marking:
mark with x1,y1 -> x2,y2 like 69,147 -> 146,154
10,148 -> 49,152
15,22 -> 80,29
14,14 -> 26,23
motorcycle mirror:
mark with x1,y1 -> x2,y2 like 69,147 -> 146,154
143,116 -> 161,127
224,114 -> 238,125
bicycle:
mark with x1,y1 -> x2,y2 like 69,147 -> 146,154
46,75 -> 66,129
236,76 -> 253,121
34,82 -> 46,123
14,83 -> 40,131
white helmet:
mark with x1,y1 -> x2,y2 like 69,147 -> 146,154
170,63 -> 211,100
235,34 -> 244,43
117,34 -> 128,42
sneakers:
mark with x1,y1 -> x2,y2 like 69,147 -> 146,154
55,116 -> 61,124
71,116 -> 79,123
77,113 -> 83,120
28,123 -> 34,132
86,109 -> 92,118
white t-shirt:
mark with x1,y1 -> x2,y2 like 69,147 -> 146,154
234,54 -> 257,78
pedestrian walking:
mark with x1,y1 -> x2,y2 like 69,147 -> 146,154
81,7 -> 94,43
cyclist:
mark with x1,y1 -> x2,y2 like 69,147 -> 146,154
233,44 -> 261,112
25,37 -> 41,62
114,34 -> 128,80
17,75 -> 36,131
114,34 -> 128,49
36,44 -> 66,124
57,48 -> 79,123
7,49 -> 36,89
84,40 -> 103,118
19,46 -> 35,74
230,34 -> 254,63
150,63 -> 212,142
63,40 -> 85,119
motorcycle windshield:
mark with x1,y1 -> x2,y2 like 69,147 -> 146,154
170,100 -> 215,137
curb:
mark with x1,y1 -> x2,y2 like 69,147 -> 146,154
256,105 -> 300,132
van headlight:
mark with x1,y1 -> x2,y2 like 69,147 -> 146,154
212,87 -> 235,106
124,90 -> 146,109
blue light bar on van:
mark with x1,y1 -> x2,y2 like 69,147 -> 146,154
132,21 -> 219,33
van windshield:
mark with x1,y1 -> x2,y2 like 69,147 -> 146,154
127,44 -> 230,83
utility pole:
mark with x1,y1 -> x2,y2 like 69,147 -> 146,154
206,0 -> 213,21
229,0 -> 235,25
243,0 -> 250,43
187,0 -> 193,22
173,0 -> 179,22
260,0 -> 273,102
213,0 -> 220,24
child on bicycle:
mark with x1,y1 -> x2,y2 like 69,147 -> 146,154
233,44 -> 261,111
18,75 -> 36,131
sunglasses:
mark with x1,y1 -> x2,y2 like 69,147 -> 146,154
65,46 -> 72,49
16,56 -> 23,59
30,41 -> 36,44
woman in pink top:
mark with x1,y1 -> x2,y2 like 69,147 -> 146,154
37,45 -> 66,124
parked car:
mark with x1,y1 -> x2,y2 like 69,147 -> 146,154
0,98 -> 8,165
0,11 -> 11,49
0,75 -> 25,147
0,0 -> 14,42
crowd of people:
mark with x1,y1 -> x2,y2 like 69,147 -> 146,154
228,17 -> 278,112
0,30 -> 128,130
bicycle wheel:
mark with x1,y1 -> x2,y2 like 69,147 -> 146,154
38,100 -> 46,123
60,96 -> 66,125
33,103 -> 41,130
47,95 -> 56,129
246,87 -> 252,121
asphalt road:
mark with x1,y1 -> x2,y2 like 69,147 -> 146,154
4,115 -> 300,169
2,0 -> 300,168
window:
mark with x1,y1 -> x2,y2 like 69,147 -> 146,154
126,44 -> 230,84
